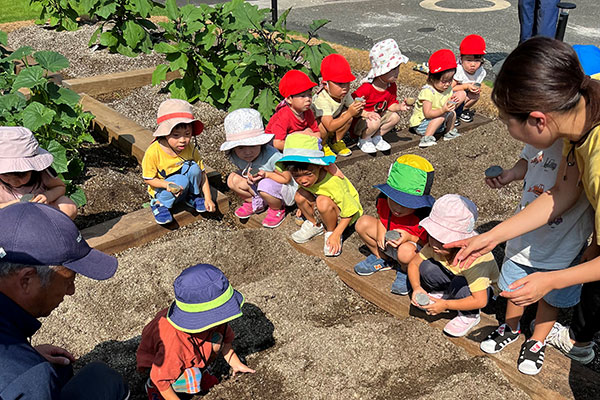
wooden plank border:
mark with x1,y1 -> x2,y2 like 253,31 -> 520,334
64,68 -> 180,96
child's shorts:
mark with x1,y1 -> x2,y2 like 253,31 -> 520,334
499,258 -> 582,308
352,110 -> 396,135
248,176 -> 296,206
411,118 -> 447,136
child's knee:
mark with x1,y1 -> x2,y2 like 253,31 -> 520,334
396,242 -> 418,264
454,90 -> 467,102
227,172 -> 244,189
54,197 -> 78,219
316,195 -> 335,213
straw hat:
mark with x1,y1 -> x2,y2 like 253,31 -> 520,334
153,99 -> 204,137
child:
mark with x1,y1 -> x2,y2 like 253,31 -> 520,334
408,194 -> 499,337
276,134 -> 363,256
354,155 -> 434,296
312,53 -> 364,157
352,39 -> 411,154
137,264 -> 255,400
409,49 -> 461,148
479,143 -> 593,375
443,37 -> 600,365
265,70 -> 321,151
142,99 -> 216,225
0,126 -> 77,219
453,35 -> 486,125
220,108 -> 297,228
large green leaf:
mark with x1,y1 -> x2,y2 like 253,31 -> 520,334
167,53 -> 188,71
154,42 -> 178,54
2,46 -> 34,63
99,31 -> 118,47
21,102 -> 56,131
33,51 -> 70,72
229,85 -> 254,111
309,19 -> 330,33
123,20 -> 145,48
152,64 -> 169,85
50,85 -> 81,107
96,3 -> 118,19
132,0 -> 153,17
12,66 -> 46,90
165,0 -> 179,20
45,140 -> 68,173
256,88 -> 277,119
0,93 -> 27,112
0,31 -> 7,46
69,186 -> 87,207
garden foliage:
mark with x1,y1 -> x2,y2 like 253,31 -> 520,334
153,0 -> 334,116
0,32 -> 93,206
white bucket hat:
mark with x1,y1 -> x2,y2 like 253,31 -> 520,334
0,127 -> 54,174
366,39 -> 409,82
220,108 -> 274,151
154,99 -> 204,137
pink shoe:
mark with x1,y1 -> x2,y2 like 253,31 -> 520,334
443,312 -> 480,337
262,207 -> 286,228
235,202 -> 254,219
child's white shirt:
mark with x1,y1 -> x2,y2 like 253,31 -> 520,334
505,141 -> 594,269
454,62 -> 486,84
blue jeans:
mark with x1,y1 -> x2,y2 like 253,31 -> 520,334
154,161 -> 203,209
518,0 -> 560,43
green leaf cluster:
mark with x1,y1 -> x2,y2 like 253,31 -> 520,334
153,0 -> 335,117
0,37 -> 94,206
31,0 -> 80,31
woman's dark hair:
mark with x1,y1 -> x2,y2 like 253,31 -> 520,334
493,37 -> 600,129
427,68 -> 456,84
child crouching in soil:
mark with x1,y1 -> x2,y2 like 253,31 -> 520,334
137,264 -> 254,400
354,155 -> 433,296
408,194 -> 499,337
221,108 -> 297,228
277,134 -> 363,257
142,99 -> 216,225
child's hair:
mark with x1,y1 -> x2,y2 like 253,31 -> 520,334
0,170 -> 42,193
493,37 -> 600,128
283,161 -> 315,173
460,54 -> 484,61
427,69 -> 456,85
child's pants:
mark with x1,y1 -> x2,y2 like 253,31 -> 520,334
57,362 -> 129,400
419,259 -> 491,317
154,161 -> 203,209
250,177 -> 285,210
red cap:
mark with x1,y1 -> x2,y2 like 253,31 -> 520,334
320,54 -> 356,83
279,70 -> 317,98
460,35 -> 486,55
428,49 -> 457,74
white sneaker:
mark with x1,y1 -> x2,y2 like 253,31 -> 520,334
541,321 -> 596,364
357,138 -> 377,154
443,128 -> 461,141
323,231 -> 342,257
371,135 -> 391,151
291,220 -> 324,243
419,136 -> 437,148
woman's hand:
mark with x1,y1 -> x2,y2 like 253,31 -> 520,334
34,344 -> 75,365
445,231 -> 498,269
500,271 -> 556,307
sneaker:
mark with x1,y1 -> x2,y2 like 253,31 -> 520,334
262,207 -> 286,228
291,220 -> 324,243
454,118 -> 461,127
145,378 -> 165,400
357,138 -> 377,154
480,323 -> 521,354
459,110 -> 474,123
518,339 -> 546,375
234,202 -> 254,219
331,140 -> 352,157
323,231 -> 342,257
443,128 -> 461,141
322,143 -> 335,157
371,135 -> 391,151
151,203 -> 173,225
354,254 -> 391,276
186,195 -> 206,212
419,136 -> 437,148
443,312 -> 481,337
541,321 -> 595,364
390,270 -> 409,295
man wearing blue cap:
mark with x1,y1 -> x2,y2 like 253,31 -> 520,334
0,203 -> 129,400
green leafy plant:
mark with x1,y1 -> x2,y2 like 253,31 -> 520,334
152,0 -> 335,117
30,0 -> 80,31
0,32 -> 94,206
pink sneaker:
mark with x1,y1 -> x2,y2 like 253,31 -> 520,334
234,202 -> 254,219
443,312 -> 480,337
262,207 -> 286,228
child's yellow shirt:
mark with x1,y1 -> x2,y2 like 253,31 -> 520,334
304,172 -> 363,224
141,140 -> 204,197
409,84 -> 453,128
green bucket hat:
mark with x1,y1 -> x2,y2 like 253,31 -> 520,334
275,134 -> 336,169
373,154 -> 435,209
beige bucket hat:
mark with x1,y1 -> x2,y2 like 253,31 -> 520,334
0,126 -> 54,174
153,99 -> 204,137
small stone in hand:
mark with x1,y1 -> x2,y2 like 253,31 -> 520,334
416,292 -> 431,306
168,182 -> 181,193
485,165 -> 503,178
20,194 -> 34,202
385,230 -> 401,242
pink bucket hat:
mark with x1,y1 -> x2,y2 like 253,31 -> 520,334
419,194 -> 478,244
220,108 -> 274,151
153,99 -> 204,137
0,127 -> 54,174
366,39 -> 409,82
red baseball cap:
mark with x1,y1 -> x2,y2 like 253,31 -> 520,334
320,54 -> 356,83
279,70 -> 317,98
428,49 -> 457,74
460,34 -> 486,55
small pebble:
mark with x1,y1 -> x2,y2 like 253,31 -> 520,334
485,165 -> 503,178
385,230 -> 401,242
20,194 -> 34,202
416,292 -> 431,306
168,183 -> 181,193
405,97 -> 416,106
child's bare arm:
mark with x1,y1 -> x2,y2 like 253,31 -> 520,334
0,199 -> 20,208
273,139 -> 285,151
422,100 -> 450,119
158,386 -> 181,400
423,289 -> 488,315
262,170 -> 292,184
200,170 -> 216,212
222,342 -> 255,376
376,219 -> 387,250
326,216 -> 352,255
39,171 -> 66,203
408,254 -> 427,306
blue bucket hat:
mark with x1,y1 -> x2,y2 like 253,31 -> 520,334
167,264 -> 244,334
373,154 -> 435,209
275,134 -> 336,169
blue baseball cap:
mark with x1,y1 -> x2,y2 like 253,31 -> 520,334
0,203 -> 117,280
167,264 -> 244,333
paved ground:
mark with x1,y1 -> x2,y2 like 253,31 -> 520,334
182,0 -> 600,70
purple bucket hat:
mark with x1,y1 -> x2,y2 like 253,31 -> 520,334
0,203 -> 118,280
167,264 -> 244,333
419,194 -> 478,244
0,127 -> 54,174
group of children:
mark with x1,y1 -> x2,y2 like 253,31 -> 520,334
3,33 -> 598,399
